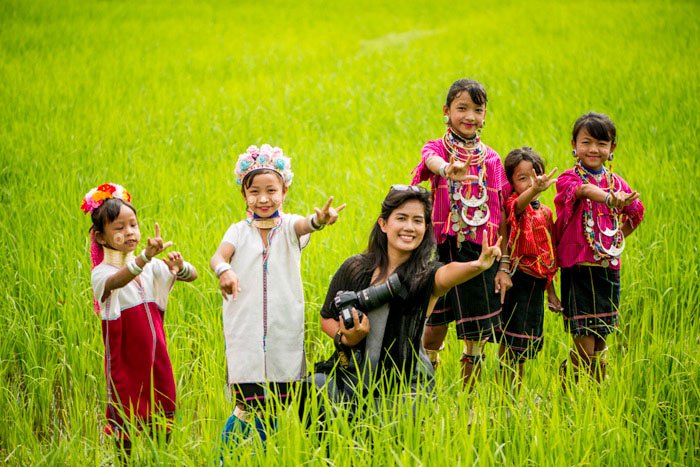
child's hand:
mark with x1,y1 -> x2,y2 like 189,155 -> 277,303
144,223 -> 174,259
163,251 -> 185,276
478,231 -> 502,271
315,196 -> 346,227
530,167 -> 558,193
484,233 -> 512,304
219,270 -> 241,300
609,190 -> 640,209
445,155 -> 479,183
547,294 -> 563,313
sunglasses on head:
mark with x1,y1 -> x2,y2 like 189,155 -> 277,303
390,184 -> 428,194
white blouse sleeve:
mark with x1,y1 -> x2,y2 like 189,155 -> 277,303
91,265 -> 121,320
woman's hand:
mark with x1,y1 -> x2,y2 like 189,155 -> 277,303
219,270 -> 241,300
339,308 -> 370,347
144,223 -> 173,259
477,231 -> 502,271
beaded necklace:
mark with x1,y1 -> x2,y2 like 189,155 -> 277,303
573,161 -> 625,266
442,127 -> 489,242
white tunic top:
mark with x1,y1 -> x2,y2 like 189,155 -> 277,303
92,260 -> 174,320
221,213 -> 310,384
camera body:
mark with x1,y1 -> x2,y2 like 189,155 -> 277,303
334,273 -> 403,329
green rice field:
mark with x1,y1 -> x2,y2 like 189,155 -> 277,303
1,0 -> 698,464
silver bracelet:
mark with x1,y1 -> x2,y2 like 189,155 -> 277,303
438,162 -> 448,178
127,259 -> 143,276
498,266 -> 511,274
139,250 -> 151,264
177,262 -> 193,280
215,262 -> 232,278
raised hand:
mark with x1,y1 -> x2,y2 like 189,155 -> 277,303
144,223 -> 173,259
163,251 -> 184,276
314,196 -> 346,227
478,231 -> 502,271
445,154 -> 479,183
530,167 -> 558,193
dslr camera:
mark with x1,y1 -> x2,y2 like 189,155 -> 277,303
334,273 -> 404,329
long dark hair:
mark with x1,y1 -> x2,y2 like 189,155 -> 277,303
360,188 -> 435,294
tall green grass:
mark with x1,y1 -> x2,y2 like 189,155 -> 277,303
1,0 -> 698,464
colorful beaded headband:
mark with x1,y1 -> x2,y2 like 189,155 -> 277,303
234,144 -> 293,187
80,183 -> 132,214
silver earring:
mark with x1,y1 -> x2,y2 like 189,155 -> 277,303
443,115 -> 449,124
609,152 -> 614,161
482,120 -> 486,127
572,149 -> 577,157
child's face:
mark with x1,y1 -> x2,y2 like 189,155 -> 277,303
378,199 -> 426,258
244,172 -> 287,218
512,160 -> 536,196
443,91 -> 486,139
97,205 -> 140,252
572,127 -> 616,171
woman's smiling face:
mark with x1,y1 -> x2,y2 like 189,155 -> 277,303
379,199 -> 427,257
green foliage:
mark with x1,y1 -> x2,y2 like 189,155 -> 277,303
1,0 -> 698,464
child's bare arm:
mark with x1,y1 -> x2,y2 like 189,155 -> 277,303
514,167 -> 558,214
294,196 -> 346,237
211,242 -> 239,299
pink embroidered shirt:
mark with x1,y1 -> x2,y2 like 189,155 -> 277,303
411,138 -> 510,246
554,168 -> 644,269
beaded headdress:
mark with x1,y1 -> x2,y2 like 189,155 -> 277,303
81,183 -> 132,214
234,144 -> 293,187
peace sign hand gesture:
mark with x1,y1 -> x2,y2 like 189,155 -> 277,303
314,196 -> 346,227
530,167 -> 558,194
444,154 -> 479,183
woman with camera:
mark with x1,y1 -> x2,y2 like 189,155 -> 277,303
311,185 -> 502,407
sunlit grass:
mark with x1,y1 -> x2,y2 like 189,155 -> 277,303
1,0 -> 698,464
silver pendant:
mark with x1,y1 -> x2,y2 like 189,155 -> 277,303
601,259 -> 609,267
587,218 -> 595,227
451,222 -> 460,232
611,258 -> 619,266
461,187 -> 488,208
461,205 -> 490,227
599,234 -> 625,257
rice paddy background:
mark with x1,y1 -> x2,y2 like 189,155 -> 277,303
1,0 -> 698,464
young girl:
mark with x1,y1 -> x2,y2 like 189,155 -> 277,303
82,183 -> 198,454
554,113 -> 644,384
312,186 -> 502,408
411,78 -> 512,391
498,147 -> 561,390
210,144 -> 344,448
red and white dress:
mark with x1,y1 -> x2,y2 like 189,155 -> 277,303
91,259 -> 176,436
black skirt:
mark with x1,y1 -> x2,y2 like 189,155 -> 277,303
497,270 -> 546,361
561,265 -> 620,337
426,237 -> 501,341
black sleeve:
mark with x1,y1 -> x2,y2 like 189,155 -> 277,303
319,256 -> 369,320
